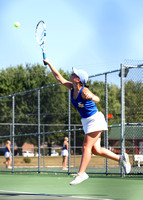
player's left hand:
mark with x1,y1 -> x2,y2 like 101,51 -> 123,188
82,88 -> 93,100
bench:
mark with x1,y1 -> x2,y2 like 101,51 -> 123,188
134,155 -> 143,167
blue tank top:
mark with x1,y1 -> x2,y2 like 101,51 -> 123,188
63,145 -> 67,150
71,86 -> 98,118
5,147 -> 9,152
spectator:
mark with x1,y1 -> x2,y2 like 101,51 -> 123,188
4,140 -> 12,169
61,137 -> 69,170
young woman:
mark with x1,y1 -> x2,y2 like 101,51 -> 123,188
43,59 -> 131,185
61,137 -> 69,170
4,140 -> 12,169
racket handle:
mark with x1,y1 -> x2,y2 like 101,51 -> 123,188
43,52 -> 48,65
43,52 -> 46,60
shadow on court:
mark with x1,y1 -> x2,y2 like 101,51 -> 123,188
0,191 -> 107,200
0,173 -> 143,200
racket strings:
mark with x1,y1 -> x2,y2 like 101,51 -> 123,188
36,23 -> 46,45
35,20 -> 47,59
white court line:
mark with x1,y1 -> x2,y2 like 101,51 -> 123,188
0,190 -> 114,200
72,196 -> 113,200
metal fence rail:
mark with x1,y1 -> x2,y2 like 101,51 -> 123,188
0,62 -> 142,175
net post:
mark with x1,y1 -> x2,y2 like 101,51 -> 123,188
120,64 -> 125,177
38,89 -> 41,173
105,73 -> 108,175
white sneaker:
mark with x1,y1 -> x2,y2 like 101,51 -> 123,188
70,172 -> 89,185
7,166 -> 12,169
119,153 -> 131,174
62,167 -> 68,170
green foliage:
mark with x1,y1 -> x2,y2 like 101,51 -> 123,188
23,157 -> 31,163
125,80 -> 142,122
0,64 -> 142,147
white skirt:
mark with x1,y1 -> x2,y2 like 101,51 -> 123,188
81,111 -> 108,134
4,152 -> 12,158
61,149 -> 68,156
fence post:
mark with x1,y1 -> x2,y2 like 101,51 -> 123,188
73,125 -> 76,167
120,64 -> 125,177
43,125 -> 45,168
105,73 -> 108,175
38,89 -> 41,173
12,95 -> 15,173
68,89 -> 71,174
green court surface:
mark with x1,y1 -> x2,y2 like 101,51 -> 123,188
0,173 -> 142,200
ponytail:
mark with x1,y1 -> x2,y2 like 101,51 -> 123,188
80,83 -> 89,88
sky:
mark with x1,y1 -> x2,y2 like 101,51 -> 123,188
1,0 -> 143,76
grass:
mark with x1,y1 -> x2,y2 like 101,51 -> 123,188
0,155 -> 141,175
0,155 -> 119,167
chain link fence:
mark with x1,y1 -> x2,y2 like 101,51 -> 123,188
0,61 -> 142,175
124,60 -> 143,173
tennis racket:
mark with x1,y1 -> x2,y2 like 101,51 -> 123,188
35,20 -> 47,62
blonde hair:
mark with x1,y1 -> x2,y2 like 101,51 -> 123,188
64,137 -> 68,141
6,140 -> 11,145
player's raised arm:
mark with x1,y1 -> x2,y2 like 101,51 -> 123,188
43,59 -> 73,89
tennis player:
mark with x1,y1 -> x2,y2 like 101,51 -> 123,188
61,137 -> 69,170
4,140 -> 12,169
43,59 -> 131,185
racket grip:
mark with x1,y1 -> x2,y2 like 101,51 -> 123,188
42,52 -> 48,65
43,52 -> 46,60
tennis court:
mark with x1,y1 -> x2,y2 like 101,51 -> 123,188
0,173 -> 142,200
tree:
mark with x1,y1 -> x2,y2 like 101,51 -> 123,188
125,80 -> 142,122
0,64 -> 142,148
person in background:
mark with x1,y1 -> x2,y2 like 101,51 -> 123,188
61,137 -> 69,170
4,140 -> 12,169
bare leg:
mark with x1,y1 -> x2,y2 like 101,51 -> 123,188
5,158 -> 9,168
70,131 -> 130,185
78,131 -> 102,173
64,156 -> 68,168
78,131 -> 120,174
8,157 -> 12,167
92,138 -> 120,161
62,156 -> 68,169
62,156 -> 66,168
